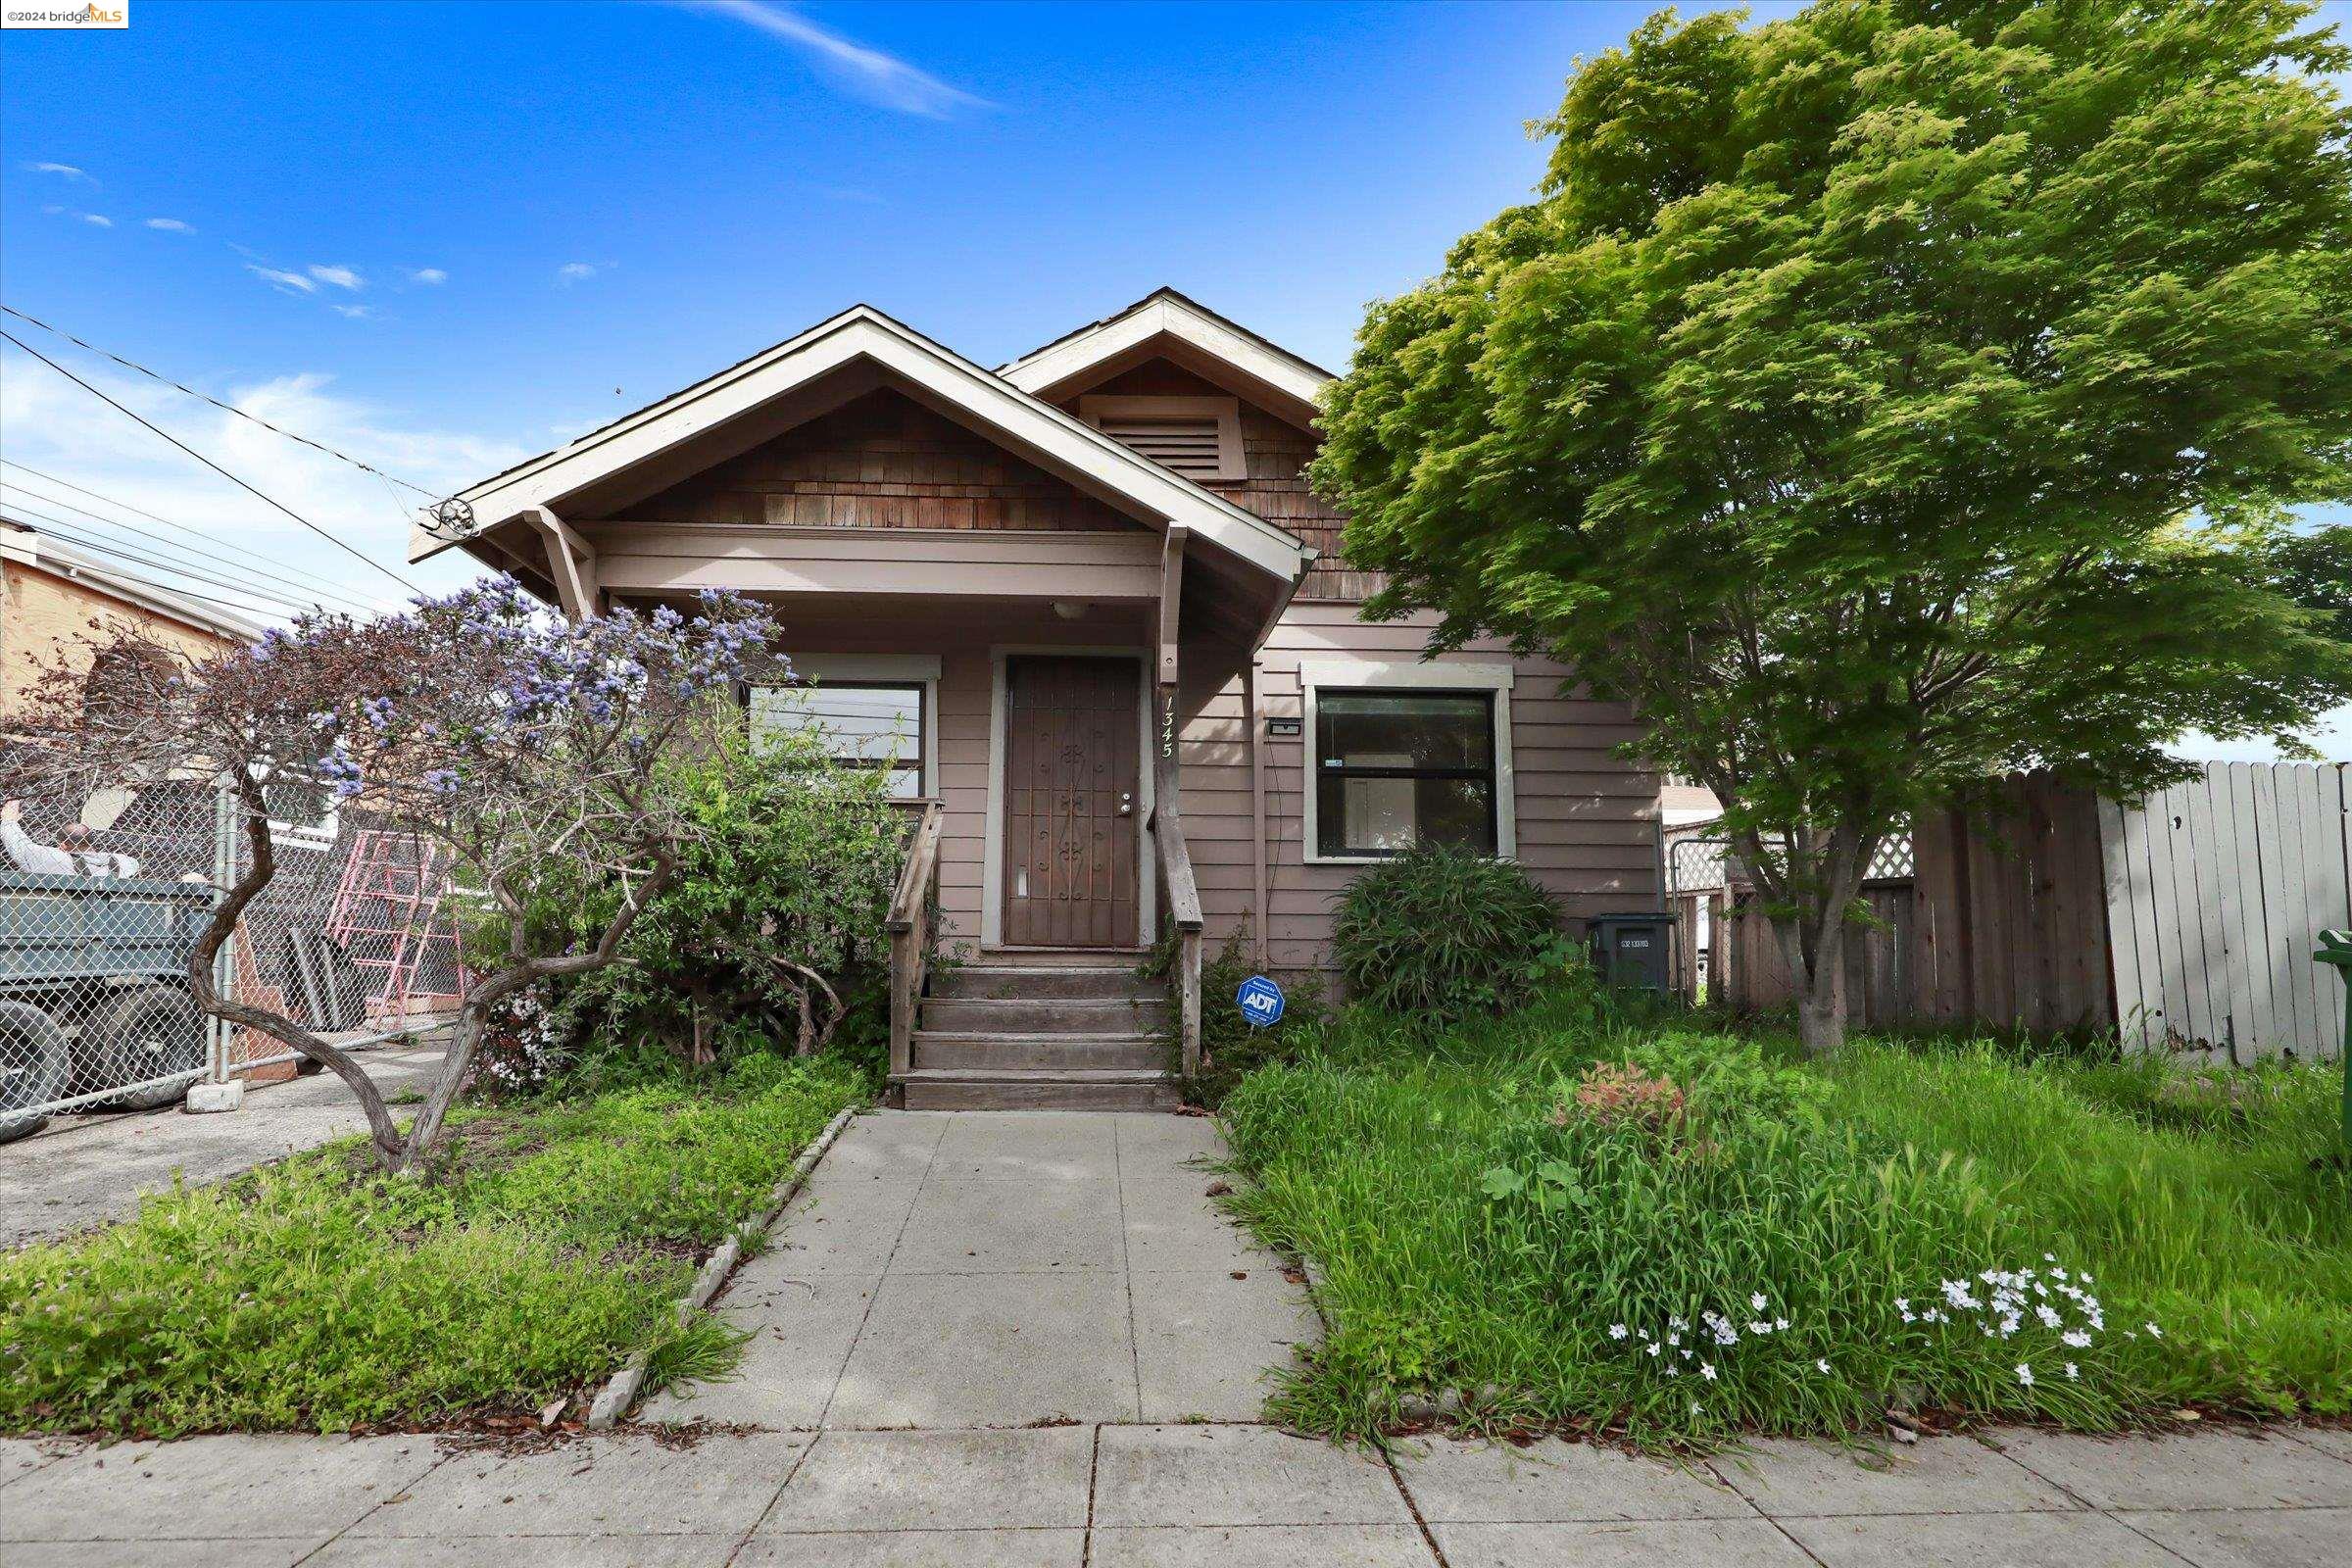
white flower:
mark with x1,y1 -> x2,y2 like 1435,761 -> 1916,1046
1750,1293 -> 1769,1311
2016,1363 -> 2034,1387
1700,1363 -> 1718,1382
1667,1332 -> 1682,1348
1775,1317 -> 1790,1332
2062,1330 -> 2091,1349
1646,1343 -> 1662,1357
2065,1363 -> 2081,1380
2035,1305 -> 2062,1329
2145,1322 -> 2163,1339
1816,1358 -> 1832,1374
1608,1324 -> 1629,1341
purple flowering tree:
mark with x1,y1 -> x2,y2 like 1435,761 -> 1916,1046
6,579 -> 776,1173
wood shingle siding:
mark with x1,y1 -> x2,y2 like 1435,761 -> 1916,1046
619,389 -> 1140,532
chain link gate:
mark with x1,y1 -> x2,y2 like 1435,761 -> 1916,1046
1,777 -> 465,1143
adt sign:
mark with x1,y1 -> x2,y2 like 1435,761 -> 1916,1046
1236,974 -> 1286,1029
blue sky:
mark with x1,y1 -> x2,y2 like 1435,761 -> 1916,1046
1,0 -> 2342,757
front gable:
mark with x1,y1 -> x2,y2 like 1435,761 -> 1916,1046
613,388 -> 1143,533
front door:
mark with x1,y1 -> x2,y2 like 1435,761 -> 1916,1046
1002,655 -> 1141,947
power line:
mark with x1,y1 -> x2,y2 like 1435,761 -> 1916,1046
1,515 -> 290,625
0,303 -> 442,499
0,474 -> 381,612
0,327 -> 423,595
4,506 -> 334,619
0,459 -> 380,604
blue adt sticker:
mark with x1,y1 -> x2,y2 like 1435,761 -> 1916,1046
1237,975 -> 1286,1029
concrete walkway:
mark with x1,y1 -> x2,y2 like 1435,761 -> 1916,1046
4,1421 -> 2345,1564
642,1109 -> 1319,1429
0,1047 -> 446,1249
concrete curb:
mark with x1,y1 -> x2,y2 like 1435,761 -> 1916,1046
585,1102 -> 860,1429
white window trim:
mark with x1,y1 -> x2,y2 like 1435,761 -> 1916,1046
1298,659 -> 1516,865
760,653 -> 940,798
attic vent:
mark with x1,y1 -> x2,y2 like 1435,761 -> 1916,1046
1077,394 -> 1245,484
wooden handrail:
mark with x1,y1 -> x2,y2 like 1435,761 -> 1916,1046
1147,799 -> 1204,1080
887,799 -> 944,1086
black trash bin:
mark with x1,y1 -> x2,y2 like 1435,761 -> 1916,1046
1586,912 -> 1675,995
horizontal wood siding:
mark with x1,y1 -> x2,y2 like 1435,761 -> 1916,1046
621,388 -> 1139,532
1171,604 -> 1661,979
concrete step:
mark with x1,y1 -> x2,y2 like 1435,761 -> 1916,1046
911,1031 -> 1166,1071
930,964 -> 1159,1003
898,1068 -> 1178,1112
919,996 -> 1169,1034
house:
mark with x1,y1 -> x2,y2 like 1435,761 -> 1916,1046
414,291 -> 1661,1106
2,519 -> 260,718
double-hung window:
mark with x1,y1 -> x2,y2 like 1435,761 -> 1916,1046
1298,661 -> 1515,863
746,655 -> 939,799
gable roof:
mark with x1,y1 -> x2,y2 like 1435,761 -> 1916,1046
998,288 -> 1334,424
416,304 -> 1314,584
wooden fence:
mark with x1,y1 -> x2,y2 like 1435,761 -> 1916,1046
1714,763 -> 2348,1061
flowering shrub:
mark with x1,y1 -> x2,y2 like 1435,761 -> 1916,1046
6,578 -> 777,1173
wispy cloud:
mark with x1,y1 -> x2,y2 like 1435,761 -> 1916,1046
77,213 -> 114,228
685,1 -> 991,119
308,264 -> 364,290
24,162 -> 92,183
330,304 -> 372,319
144,218 -> 196,233
247,264 -> 318,294
556,261 -> 607,285
407,268 -> 447,285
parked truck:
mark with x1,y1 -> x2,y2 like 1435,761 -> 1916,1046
0,869 -> 212,1142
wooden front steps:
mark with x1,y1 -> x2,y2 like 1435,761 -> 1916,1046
896,952 -> 1177,1110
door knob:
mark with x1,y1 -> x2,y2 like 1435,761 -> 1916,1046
1117,792 -> 1133,816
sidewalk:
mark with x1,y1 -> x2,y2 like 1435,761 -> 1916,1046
0,1046 -> 446,1249
3,1422 -> 2343,1564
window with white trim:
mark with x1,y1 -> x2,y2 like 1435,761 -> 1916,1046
745,655 -> 940,800
1299,661 -> 1516,863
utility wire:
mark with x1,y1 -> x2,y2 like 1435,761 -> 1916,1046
0,514 -> 293,624
0,475 -> 381,612
2,510 -> 336,620
0,327 -> 423,594
4,505 -> 335,618
0,458 -> 372,604
0,303 -> 442,498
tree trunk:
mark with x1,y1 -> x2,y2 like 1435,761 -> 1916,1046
392,1005 -> 485,1176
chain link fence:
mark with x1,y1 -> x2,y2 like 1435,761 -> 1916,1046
1,778 -> 465,1143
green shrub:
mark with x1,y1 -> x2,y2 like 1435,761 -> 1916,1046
484,716 -> 906,1083
1330,844 -> 1564,1028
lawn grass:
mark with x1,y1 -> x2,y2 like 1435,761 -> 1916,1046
1218,990 -> 2350,1447
0,1054 -> 868,1437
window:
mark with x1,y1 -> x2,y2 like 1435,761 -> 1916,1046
1077,395 -> 1246,483
745,654 -> 940,800
1298,661 -> 1516,863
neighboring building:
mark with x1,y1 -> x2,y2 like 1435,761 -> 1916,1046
2,520 -> 260,718
415,292 -> 1663,1102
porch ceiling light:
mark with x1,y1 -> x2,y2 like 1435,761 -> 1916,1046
1053,600 -> 1089,620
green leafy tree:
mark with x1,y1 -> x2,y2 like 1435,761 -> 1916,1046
1311,0 -> 2352,1053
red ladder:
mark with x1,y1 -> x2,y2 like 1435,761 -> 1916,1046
323,830 -> 466,1020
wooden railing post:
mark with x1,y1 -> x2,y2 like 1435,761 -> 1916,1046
886,799 -> 944,1090
1150,678 -> 1204,1080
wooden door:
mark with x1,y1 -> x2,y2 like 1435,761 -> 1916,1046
1003,656 -> 1142,947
